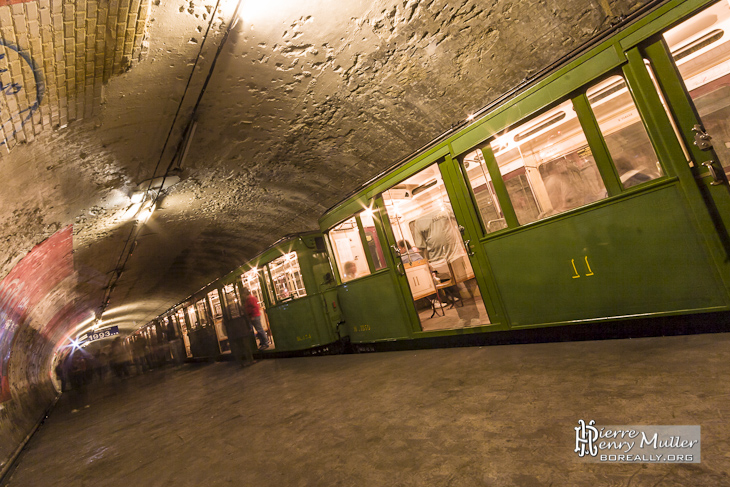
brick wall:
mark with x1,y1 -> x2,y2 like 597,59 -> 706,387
0,0 -> 150,149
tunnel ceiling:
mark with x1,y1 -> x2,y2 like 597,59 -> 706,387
0,0 -> 653,343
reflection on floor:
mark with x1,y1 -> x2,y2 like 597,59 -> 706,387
418,297 -> 490,331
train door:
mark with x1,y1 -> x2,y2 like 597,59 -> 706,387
176,308 -> 192,358
641,1 -> 730,242
207,289 -> 231,354
380,163 -> 491,331
241,268 -> 275,349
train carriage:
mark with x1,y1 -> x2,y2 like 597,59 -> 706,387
177,296 -> 220,359
319,0 -> 730,349
161,232 -> 343,360
243,232 -> 343,355
141,0 -> 730,356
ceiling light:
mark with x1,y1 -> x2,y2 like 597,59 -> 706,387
138,203 -> 156,223
123,202 -> 143,220
130,191 -> 145,203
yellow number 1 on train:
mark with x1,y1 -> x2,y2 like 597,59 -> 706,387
571,256 -> 595,278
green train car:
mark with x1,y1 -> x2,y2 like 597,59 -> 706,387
235,232 -> 342,355
157,233 -> 343,360
319,0 -> 730,349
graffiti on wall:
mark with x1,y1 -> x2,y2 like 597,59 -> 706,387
0,40 -> 44,145
0,226 -> 72,402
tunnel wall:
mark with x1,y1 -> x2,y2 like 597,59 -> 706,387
0,226 -> 77,475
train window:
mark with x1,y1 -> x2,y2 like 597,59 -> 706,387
490,99 -> 607,224
643,58 -> 694,164
207,289 -> 230,353
242,268 -> 268,310
195,299 -> 209,326
462,149 -> 508,233
329,216 -> 372,282
314,236 -> 327,252
664,1 -> 730,177
587,76 -> 664,188
222,283 -> 242,318
177,308 -> 192,357
208,290 -> 223,319
176,309 -> 186,332
360,210 -> 387,271
186,305 -> 199,330
268,252 -> 307,301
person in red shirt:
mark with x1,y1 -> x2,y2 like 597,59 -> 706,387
242,287 -> 270,349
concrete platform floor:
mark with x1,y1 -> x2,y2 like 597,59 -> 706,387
4,333 -> 730,486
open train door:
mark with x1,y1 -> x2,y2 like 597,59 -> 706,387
379,159 -> 500,332
640,1 -> 730,257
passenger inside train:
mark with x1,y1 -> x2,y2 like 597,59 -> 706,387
396,239 -> 423,263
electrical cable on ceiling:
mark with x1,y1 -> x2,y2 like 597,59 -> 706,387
144,0 -> 224,195
99,0 -> 243,317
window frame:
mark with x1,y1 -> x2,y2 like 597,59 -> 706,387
185,304 -> 199,331
264,251 -> 307,303
195,298 -> 210,327
457,66 -> 671,238
221,282 -> 242,319
207,289 -> 224,320
326,204 -> 390,284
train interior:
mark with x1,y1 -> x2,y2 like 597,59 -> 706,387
382,165 -> 490,332
665,0 -> 730,177
207,289 -> 231,354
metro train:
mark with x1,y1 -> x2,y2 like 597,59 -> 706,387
135,0 -> 730,360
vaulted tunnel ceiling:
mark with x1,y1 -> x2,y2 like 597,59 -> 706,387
0,0 -> 654,348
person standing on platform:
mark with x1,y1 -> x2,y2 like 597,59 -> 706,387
68,351 -> 93,412
110,337 -> 131,378
54,350 -> 70,392
226,300 -> 255,368
242,287 -> 270,349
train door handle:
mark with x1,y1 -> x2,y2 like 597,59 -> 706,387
463,239 -> 475,256
702,161 -> 725,186
390,244 -> 404,276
